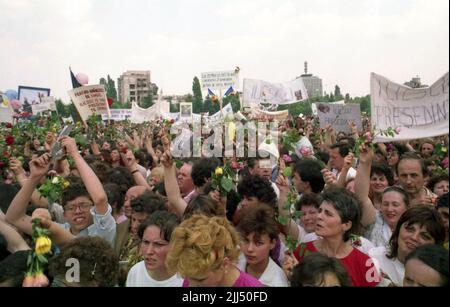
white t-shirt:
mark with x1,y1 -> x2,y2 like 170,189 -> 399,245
237,254 -> 289,287
365,210 -> 392,248
334,167 -> 357,182
126,261 -> 183,287
368,246 -> 405,287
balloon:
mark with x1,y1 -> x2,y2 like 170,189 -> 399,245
10,99 -> 22,110
5,89 -> 18,100
75,73 -> 89,85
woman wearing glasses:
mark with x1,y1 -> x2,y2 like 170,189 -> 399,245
5,136 -> 116,245
354,144 -> 409,248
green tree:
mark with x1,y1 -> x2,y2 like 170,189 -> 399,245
55,99 -> 70,117
192,77 -> 203,113
140,90 -> 154,109
185,93 -> 193,102
334,85 -> 343,100
107,75 -> 118,101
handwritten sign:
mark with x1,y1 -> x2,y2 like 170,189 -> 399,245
317,103 -> 362,133
371,72 -> 449,142
68,85 -> 110,122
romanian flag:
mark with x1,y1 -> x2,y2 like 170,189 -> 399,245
70,67 -> 82,89
208,88 -> 218,102
224,86 -> 236,97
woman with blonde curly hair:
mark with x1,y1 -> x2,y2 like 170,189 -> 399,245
166,214 -> 263,287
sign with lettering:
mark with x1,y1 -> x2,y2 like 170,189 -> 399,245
317,103 -> 362,133
201,70 -> 239,91
68,85 -> 110,122
371,72 -> 449,142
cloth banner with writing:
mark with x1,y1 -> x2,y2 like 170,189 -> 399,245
251,108 -> 289,121
371,72 -> 449,142
243,78 -> 308,107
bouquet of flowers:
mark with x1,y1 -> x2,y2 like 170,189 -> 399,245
23,219 -> 52,287
210,161 -> 244,195
38,175 -> 70,209
353,126 -> 401,156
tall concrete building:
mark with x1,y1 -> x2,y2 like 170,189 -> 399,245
297,62 -> 323,98
117,70 -> 151,104
404,76 -> 428,88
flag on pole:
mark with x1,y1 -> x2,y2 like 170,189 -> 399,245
224,86 -> 236,97
208,88 -> 218,103
70,67 -> 82,89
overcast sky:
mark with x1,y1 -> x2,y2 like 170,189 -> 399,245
0,0 -> 448,101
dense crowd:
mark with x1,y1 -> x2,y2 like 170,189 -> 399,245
0,112 -> 448,287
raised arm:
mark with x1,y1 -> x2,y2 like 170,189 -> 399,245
121,149 -> 151,189
6,154 -> 51,235
60,136 -> 108,215
161,150 -> 187,218
0,212 -> 30,253
31,209 -> 75,248
275,175 -> 300,241
336,153 -> 354,188
354,144 -> 376,227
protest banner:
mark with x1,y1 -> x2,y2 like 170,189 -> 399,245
40,96 -> 56,111
131,101 -> 156,124
312,100 -> 345,115
101,109 -> 132,121
31,103 -> 51,114
317,103 -> 362,133
251,108 -> 289,121
242,78 -> 308,107
0,94 -> 13,123
201,70 -> 239,91
68,85 -> 111,122
371,72 -> 449,142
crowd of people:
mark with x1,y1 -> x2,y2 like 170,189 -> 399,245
0,111 -> 448,287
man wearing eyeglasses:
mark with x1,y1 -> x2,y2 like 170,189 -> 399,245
6,136 -> 116,245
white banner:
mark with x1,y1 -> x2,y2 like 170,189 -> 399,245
179,102 -> 193,123
31,103 -> 51,114
40,96 -> 56,111
101,109 -> 132,121
243,78 -> 308,107
317,103 -> 362,133
201,70 -> 239,91
68,85 -> 111,122
0,95 -> 13,123
371,72 -> 449,142
251,108 -> 289,121
312,100 -> 345,116
131,101 -> 157,123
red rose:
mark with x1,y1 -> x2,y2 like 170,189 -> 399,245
5,135 -> 14,146
5,123 -> 13,129
170,119 -> 175,124
122,147 -> 129,154
3,151 -> 11,158
107,97 -> 113,106
0,161 -> 5,168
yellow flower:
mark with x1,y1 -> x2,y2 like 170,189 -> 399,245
63,180 -> 70,188
35,236 -> 52,255
215,167 -> 223,176
51,177 -> 60,184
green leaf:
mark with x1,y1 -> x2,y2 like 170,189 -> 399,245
221,177 -> 234,193
283,167 -> 293,178
276,215 -> 289,226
